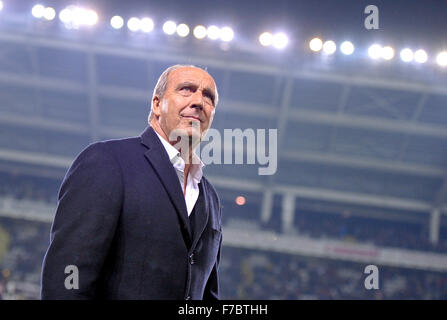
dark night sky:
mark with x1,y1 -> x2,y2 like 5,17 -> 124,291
8,0 -> 447,49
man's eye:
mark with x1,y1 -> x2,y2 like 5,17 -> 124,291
180,87 -> 192,92
204,95 -> 213,104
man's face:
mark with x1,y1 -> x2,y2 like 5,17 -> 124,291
152,67 -> 217,143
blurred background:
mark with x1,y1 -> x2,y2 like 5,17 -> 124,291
0,0 -> 446,299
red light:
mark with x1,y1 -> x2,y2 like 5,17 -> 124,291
235,196 -> 246,206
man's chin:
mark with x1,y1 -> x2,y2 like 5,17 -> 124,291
169,127 -> 202,143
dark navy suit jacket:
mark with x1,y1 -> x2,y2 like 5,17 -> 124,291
41,126 -> 222,300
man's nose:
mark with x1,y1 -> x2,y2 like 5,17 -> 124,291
190,91 -> 204,110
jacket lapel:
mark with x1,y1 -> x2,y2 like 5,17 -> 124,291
140,126 -> 192,244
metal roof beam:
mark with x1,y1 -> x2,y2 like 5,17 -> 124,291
2,69 -> 447,138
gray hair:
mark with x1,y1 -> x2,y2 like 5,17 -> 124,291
148,64 -> 219,122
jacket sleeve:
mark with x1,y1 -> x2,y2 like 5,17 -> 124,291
40,142 -> 123,299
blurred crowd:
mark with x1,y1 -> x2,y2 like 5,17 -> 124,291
0,172 -> 59,205
0,170 -> 447,299
0,217 -> 49,299
222,197 -> 447,253
0,215 -> 446,300
291,210 -> 447,253
220,246 -> 447,299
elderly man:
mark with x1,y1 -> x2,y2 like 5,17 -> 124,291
41,65 -> 222,300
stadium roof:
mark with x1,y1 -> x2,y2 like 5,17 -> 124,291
0,0 -> 446,222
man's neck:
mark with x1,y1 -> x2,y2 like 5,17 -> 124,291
150,121 -> 198,165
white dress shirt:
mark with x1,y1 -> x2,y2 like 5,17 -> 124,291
155,131 -> 204,216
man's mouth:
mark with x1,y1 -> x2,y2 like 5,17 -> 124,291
181,115 -> 202,122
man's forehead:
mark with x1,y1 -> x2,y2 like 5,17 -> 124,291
169,67 -> 216,87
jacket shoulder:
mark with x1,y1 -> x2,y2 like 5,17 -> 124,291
75,136 -> 141,160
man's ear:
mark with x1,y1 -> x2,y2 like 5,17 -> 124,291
152,95 -> 161,117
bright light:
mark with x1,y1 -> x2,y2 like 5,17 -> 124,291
381,46 -> 394,60
368,44 -> 382,60
235,196 -> 246,206
32,4 -> 45,18
140,17 -> 154,33
273,32 -> 288,49
59,8 -> 73,23
163,21 -> 177,35
0,1 -> 3,11
436,51 -> 447,67
400,48 -> 414,62
220,26 -> 234,42
309,38 -> 323,52
193,25 -> 207,39
176,23 -> 189,37
259,32 -> 273,46
85,9 -> 98,25
322,40 -> 336,54
71,8 -> 86,25
127,17 -> 140,32
340,41 -> 355,55
59,6 -> 98,27
72,8 -> 97,26
110,16 -> 124,29
207,25 -> 221,40
43,7 -> 56,20
414,49 -> 428,63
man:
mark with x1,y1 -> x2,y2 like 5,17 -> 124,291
41,65 -> 222,300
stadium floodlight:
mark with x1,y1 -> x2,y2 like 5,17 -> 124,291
72,7 -> 96,26
193,25 -> 207,39
220,26 -> 234,42
84,9 -> 98,26
110,15 -> 124,29
59,6 -> 97,27
43,7 -> 56,21
207,25 -> 221,40
414,49 -> 428,63
400,48 -> 414,62
163,21 -> 177,35
59,7 -> 73,23
71,7 -> 83,25
273,32 -> 288,49
322,40 -> 336,55
259,32 -> 273,46
368,44 -> 382,59
127,17 -> 140,32
340,41 -> 354,55
176,23 -> 189,37
309,38 -> 323,52
436,51 -> 447,67
381,46 -> 394,60
140,17 -> 154,33
32,4 -> 45,18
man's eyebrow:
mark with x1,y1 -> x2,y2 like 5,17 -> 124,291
176,81 -> 216,104
175,81 -> 198,90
